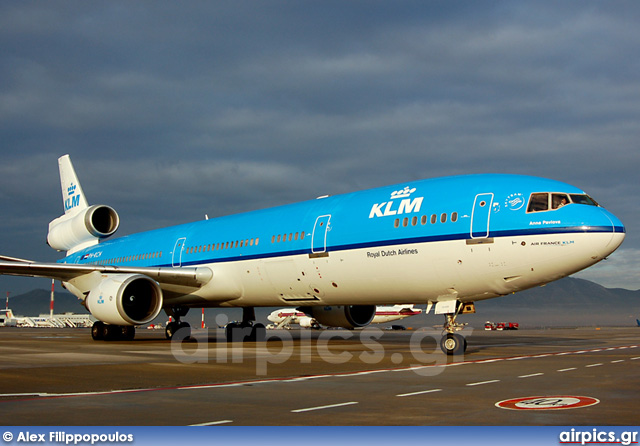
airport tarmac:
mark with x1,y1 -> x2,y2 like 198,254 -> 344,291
0,326 -> 638,425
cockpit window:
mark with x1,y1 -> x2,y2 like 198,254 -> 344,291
570,194 -> 599,207
527,193 -> 549,212
552,193 -> 570,209
528,192 -> 600,213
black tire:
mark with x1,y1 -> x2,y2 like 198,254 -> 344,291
177,322 -> 191,340
103,324 -> 121,341
121,326 -> 136,341
91,321 -> 105,341
225,322 -> 241,342
165,322 -> 179,340
251,323 -> 266,342
440,333 -> 466,356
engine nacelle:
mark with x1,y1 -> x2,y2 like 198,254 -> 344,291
302,305 -> 376,329
47,205 -> 119,252
85,274 -> 163,326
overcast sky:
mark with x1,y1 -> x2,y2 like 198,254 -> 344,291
1,1 -> 638,295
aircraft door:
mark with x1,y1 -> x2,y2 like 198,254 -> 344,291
471,193 -> 494,239
172,237 -> 186,267
311,215 -> 331,254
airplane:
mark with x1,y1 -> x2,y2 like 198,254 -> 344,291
267,304 -> 422,329
0,155 -> 625,355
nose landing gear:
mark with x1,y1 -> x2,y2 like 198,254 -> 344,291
439,302 -> 472,356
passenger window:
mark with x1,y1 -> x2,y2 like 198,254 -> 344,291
552,193 -> 570,209
451,212 -> 458,222
402,217 -> 409,227
394,219 -> 400,228
412,216 -> 418,226
431,214 -> 437,224
527,193 -> 549,212
441,213 -> 447,223
421,215 -> 427,225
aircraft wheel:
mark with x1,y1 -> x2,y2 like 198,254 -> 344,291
121,326 -> 136,341
251,323 -> 266,342
91,321 -> 105,341
178,322 -> 191,340
165,322 -> 179,340
440,333 -> 466,356
103,324 -> 121,341
225,322 -> 241,342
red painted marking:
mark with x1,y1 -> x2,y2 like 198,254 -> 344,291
496,395 -> 599,410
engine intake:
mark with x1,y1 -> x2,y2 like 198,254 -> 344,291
85,274 -> 163,326
47,205 -> 119,252
302,305 -> 376,329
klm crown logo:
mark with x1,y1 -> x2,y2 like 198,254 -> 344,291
67,184 -> 77,195
390,187 -> 417,200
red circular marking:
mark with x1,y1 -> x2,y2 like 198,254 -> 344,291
495,396 -> 599,410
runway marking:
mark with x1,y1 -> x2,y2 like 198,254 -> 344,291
611,360 -> 625,364
557,368 -> 577,372
396,389 -> 442,397
190,420 -> 233,426
585,363 -> 603,368
291,401 -> 358,413
466,379 -> 500,387
1,343 -> 637,402
518,373 -> 544,378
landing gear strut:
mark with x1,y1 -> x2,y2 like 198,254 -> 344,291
439,304 -> 469,356
165,306 -> 191,340
225,307 -> 266,342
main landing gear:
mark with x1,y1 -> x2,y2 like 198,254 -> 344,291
91,321 -> 136,341
165,305 -> 191,340
225,307 -> 266,342
439,303 -> 471,356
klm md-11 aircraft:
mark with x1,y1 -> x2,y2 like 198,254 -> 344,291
0,155 -> 625,354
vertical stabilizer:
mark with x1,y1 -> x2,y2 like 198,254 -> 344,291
58,155 -> 89,216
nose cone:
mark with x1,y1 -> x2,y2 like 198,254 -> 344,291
601,209 -> 625,257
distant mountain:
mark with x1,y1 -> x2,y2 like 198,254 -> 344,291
6,289 -> 88,317
5,277 -> 640,328
471,277 -> 640,327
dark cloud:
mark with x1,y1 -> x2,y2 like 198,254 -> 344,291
1,1 -> 638,293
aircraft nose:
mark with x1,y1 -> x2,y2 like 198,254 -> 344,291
601,210 -> 625,257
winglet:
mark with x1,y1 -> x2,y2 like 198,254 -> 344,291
58,155 -> 89,216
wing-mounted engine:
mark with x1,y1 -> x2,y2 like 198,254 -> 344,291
85,274 -> 163,326
301,305 -> 376,329
47,204 -> 119,252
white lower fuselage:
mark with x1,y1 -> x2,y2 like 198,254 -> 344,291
174,231 -> 623,309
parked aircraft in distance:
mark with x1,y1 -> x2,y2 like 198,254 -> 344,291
267,304 -> 422,329
0,155 -> 625,354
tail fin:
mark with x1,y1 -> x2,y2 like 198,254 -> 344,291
47,155 -> 119,254
637,319 -> 640,327
58,154 -> 89,216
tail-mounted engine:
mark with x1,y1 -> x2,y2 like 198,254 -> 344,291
301,305 -> 376,329
85,274 -> 163,326
47,205 -> 119,252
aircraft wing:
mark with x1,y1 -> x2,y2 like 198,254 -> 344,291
0,260 -> 213,288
